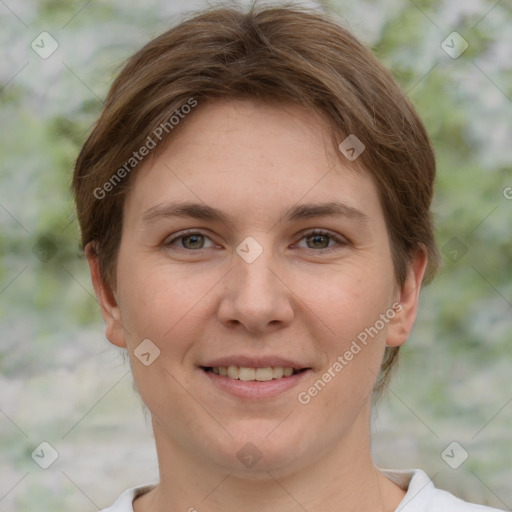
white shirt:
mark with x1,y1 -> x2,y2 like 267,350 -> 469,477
100,468 -> 505,511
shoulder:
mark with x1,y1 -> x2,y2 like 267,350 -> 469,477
379,467 -> 506,512
99,484 -> 156,512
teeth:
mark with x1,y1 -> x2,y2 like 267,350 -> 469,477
272,367 -> 284,379
227,365 -> 239,379
207,365 -> 300,381
283,367 -> 293,377
239,367 -> 256,381
255,367 -> 273,381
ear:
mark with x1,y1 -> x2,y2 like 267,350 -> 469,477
386,246 -> 428,347
85,243 -> 127,348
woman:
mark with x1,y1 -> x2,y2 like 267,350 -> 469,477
72,3 -> 505,511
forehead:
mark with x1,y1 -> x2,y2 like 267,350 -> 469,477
123,99 -> 383,227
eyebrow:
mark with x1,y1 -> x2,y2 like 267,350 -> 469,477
141,200 -> 369,227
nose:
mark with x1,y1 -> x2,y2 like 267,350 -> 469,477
216,238 -> 295,334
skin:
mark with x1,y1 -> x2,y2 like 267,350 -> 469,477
87,99 -> 427,512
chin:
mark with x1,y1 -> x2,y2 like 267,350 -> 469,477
206,424 -> 312,477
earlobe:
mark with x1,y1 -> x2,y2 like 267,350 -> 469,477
85,243 -> 127,348
386,246 -> 428,348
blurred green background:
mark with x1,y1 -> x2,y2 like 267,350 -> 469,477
0,0 -> 510,510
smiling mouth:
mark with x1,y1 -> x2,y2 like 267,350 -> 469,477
201,366 -> 309,381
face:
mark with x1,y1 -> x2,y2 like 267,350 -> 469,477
88,99 -> 425,476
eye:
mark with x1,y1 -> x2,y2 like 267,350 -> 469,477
295,229 -> 348,251
163,229 -> 348,252
164,230 -> 216,250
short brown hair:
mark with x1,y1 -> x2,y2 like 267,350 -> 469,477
73,2 -> 440,395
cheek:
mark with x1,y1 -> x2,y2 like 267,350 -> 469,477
295,262 -> 394,391
296,259 -> 394,336
116,256 -> 218,348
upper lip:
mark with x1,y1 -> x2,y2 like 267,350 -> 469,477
200,356 -> 310,370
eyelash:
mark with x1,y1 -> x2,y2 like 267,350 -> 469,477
163,229 -> 349,253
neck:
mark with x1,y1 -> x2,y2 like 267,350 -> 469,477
134,403 -> 405,512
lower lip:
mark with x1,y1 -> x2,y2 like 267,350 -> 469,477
199,368 -> 312,400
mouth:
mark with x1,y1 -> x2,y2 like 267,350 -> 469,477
200,365 -> 309,381
198,363 -> 312,400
